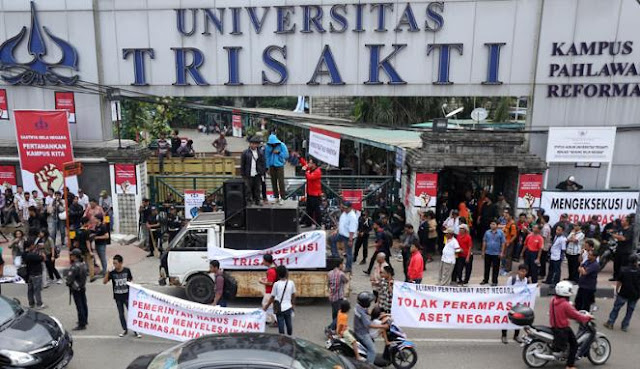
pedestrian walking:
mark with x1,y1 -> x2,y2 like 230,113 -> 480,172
481,221 -> 506,286
265,134 -> 289,204
407,241 -> 424,284
93,214 -> 110,276
574,250 -> 599,312
501,264 -> 530,344
22,240 -> 46,309
8,230 -> 25,264
35,229 -> 62,285
365,221 -> 392,274
438,227 -> 460,286
521,224 -> 544,283
67,248 -> 88,330
259,254 -> 278,327
209,260 -> 227,307
454,224 -> 473,285
299,157 -> 322,226
566,223 -> 584,283
241,136 -> 266,206
354,210 -> 372,265
326,258 -> 349,332
263,265 -> 296,336
604,254 -> 640,331
329,201 -> 358,272
544,225 -> 567,290
103,254 -> 142,338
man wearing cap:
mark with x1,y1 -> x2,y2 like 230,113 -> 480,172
66,248 -> 88,330
330,201 -> 358,272
482,220 -> 507,286
438,227 -> 460,286
299,156 -> 322,227
556,175 -> 583,191
241,136 -> 266,206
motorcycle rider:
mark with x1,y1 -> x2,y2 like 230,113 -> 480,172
354,291 -> 388,365
550,281 -> 593,369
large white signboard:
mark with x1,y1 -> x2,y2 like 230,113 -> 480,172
546,127 -> 617,163
541,191 -> 639,226
308,128 -> 341,167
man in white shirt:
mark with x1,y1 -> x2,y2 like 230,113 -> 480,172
329,201 -> 358,272
544,224 -> 567,290
18,191 -> 37,221
77,188 -> 90,210
566,223 -> 584,283
443,209 -> 461,236
438,227 -> 460,286
13,185 -> 25,222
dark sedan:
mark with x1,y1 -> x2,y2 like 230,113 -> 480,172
0,295 -> 73,369
127,332 -> 374,369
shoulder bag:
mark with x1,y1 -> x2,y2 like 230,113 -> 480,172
273,280 -> 288,315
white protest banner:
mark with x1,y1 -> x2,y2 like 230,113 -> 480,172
127,283 -> 265,342
309,127 -> 340,167
546,127 -> 616,163
184,189 -> 206,219
541,191 -> 639,226
391,282 -> 538,330
208,231 -> 326,269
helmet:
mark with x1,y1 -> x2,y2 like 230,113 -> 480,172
357,292 -> 375,308
555,281 -> 575,297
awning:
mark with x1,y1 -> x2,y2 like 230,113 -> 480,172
295,123 -> 422,151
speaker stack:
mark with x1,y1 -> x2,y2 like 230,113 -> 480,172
223,179 -> 246,229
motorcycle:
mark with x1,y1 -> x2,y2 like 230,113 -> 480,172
598,238 -> 616,272
326,321 -> 418,369
519,314 -> 611,368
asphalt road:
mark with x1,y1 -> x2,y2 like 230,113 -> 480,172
2,254 -> 639,369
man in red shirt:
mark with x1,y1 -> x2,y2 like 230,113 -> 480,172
550,281 -> 592,369
299,157 -> 322,228
407,242 -> 424,284
454,224 -> 473,285
259,254 -> 278,326
521,224 -> 544,283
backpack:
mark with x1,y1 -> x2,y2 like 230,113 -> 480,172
222,272 -> 238,300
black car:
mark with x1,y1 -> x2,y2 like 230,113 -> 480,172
0,296 -> 73,369
127,333 -> 375,369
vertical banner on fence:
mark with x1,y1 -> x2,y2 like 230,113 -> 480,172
0,89 -> 8,120
342,189 -> 363,211
414,173 -> 438,207
308,127 -> 341,167
517,174 -> 543,209
185,189 -> 206,219
391,282 -> 539,330
14,110 -> 77,195
0,165 -> 17,191
114,164 -> 137,194
127,283 -> 266,342
232,111 -> 243,137
54,92 -> 76,123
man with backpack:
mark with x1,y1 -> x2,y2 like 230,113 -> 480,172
209,260 -> 237,306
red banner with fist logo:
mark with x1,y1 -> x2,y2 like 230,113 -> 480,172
14,110 -> 77,195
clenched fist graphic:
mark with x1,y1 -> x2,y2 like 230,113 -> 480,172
34,164 -> 64,193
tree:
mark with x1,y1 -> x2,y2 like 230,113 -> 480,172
492,97 -> 512,123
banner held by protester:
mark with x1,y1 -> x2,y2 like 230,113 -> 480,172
391,282 -> 539,330
127,283 -> 266,342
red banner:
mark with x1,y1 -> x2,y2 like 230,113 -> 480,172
517,173 -> 543,209
342,189 -> 363,211
0,165 -> 17,191
414,173 -> 438,207
14,110 -> 76,195
54,92 -> 76,123
114,164 -> 137,194
0,89 -> 8,120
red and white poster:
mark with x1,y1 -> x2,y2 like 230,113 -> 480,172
392,282 -> 539,330
0,165 -> 17,191
232,111 -> 242,138
54,92 -> 76,123
342,189 -> 363,211
309,127 -> 341,167
0,89 -> 8,120
127,283 -> 265,342
114,164 -> 137,194
208,231 -> 327,269
14,110 -> 77,195
517,173 -> 543,209
414,173 -> 438,207
184,189 -> 206,219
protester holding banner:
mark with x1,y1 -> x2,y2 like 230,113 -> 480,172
482,221 -> 506,286
501,264 -> 530,344
438,228 -> 460,286
378,265 -> 394,313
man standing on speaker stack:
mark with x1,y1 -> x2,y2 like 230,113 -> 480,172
265,133 -> 289,204
299,156 -> 322,228
241,136 -> 266,206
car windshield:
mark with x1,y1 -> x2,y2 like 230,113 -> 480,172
0,296 -> 23,327
292,337 -> 353,369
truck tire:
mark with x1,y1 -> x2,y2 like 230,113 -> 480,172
185,274 -> 215,304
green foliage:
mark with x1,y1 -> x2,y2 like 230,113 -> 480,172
352,97 -> 445,126
119,97 -> 197,142
492,97 -> 512,123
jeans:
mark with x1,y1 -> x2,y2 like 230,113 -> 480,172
115,296 -> 129,331
27,275 -> 43,307
96,243 -> 108,275
277,308 -> 293,335
354,233 -> 369,263
546,259 -> 562,287
357,333 -> 376,364
269,166 -> 286,199
45,258 -> 61,280
523,250 -> 539,283
329,299 -> 342,330
483,254 -> 500,284
567,254 -> 580,282
73,289 -> 88,327
607,295 -> 637,329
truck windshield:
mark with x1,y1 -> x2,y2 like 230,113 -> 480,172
168,227 -> 188,249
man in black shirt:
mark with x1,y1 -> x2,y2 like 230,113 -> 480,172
166,206 -> 183,243
103,254 -> 141,338
354,210 -> 372,265
146,207 -> 161,257
75,217 -> 95,280
604,254 -> 640,331
139,198 -> 151,247
67,248 -> 88,330
69,195 -> 84,230
93,214 -> 110,276
22,240 -> 46,309
610,215 -> 635,281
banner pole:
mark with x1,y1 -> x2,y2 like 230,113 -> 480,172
604,161 -> 612,189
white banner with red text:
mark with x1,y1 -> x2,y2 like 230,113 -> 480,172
541,191 -> 639,226
391,282 -> 538,330
127,283 -> 265,342
208,231 -> 326,269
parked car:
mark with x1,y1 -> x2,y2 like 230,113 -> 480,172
0,295 -> 73,368
127,332 -> 374,369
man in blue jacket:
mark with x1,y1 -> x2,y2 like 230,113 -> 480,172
265,134 -> 289,204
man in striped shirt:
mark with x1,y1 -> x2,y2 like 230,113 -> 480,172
326,258 -> 349,333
